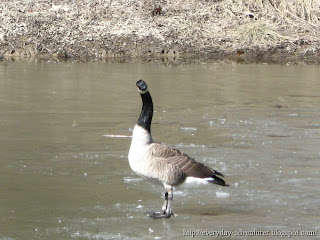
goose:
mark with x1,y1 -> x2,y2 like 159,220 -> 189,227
128,80 -> 229,219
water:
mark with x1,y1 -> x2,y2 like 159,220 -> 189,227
0,62 -> 319,239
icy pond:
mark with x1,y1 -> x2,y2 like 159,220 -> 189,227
0,61 -> 319,239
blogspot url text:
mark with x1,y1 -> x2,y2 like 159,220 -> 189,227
182,229 -> 318,238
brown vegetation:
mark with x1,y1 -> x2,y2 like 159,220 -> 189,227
0,0 -> 319,61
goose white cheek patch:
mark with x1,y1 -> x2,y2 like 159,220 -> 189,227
138,89 -> 148,94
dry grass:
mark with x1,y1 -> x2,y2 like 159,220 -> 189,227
237,21 -> 292,47
0,0 -> 319,60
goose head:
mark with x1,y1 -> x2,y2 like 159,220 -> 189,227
136,80 -> 148,94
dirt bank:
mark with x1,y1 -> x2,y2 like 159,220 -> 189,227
1,0 -> 320,62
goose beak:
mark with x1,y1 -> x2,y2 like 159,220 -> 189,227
136,80 -> 148,94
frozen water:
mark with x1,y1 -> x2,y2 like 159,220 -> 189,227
1,63 -> 319,240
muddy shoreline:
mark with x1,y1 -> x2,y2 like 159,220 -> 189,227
1,0 -> 319,64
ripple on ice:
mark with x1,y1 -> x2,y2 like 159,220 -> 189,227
123,177 -> 143,183
71,231 -> 122,239
176,143 -> 207,148
180,127 -> 198,132
216,191 -> 230,198
103,134 -> 132,138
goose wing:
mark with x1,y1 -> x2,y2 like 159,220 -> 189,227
148,143 -> 228,186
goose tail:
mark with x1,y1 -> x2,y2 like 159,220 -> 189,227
207,175 -> 229,187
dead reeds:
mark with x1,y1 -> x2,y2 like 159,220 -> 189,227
0,0 -> 319,60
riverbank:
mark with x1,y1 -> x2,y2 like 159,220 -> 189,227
1,0 -> 320,63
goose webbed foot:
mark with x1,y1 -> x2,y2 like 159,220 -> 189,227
145,189 -> 174,219
145,210 -> 173,219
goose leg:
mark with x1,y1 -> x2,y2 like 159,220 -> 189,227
164,191 -> 173,216
146,185 -> 173,219
161,192 -> 169,213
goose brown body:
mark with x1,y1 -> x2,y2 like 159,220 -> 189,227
142,143 -> 227,186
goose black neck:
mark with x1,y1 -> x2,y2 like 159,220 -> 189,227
137,91 -> 153,133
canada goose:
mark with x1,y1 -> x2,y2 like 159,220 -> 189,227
128,80 -> 229,219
